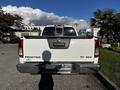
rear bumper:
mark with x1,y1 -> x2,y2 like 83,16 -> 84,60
16,63 -> 100,74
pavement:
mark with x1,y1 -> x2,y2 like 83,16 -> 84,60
0,44 -> 107,90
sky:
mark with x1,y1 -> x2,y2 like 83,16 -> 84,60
0,0 -> 120,19
0,0 -> 120,28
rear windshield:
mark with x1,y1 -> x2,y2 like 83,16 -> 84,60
64,27 -> 76,36
42,27 -> 76,37
42,27 -> 55,36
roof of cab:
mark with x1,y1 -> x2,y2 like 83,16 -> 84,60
45,25 -> 73,27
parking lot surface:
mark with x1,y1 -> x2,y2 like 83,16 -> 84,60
0,44 -> 107,90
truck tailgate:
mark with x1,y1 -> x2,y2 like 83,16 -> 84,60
23,37 -> 95,63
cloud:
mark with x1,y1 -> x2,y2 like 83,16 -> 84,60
2,5 -> 90,29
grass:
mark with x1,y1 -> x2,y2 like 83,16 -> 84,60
99,48 -> 120,87
107,46 -> 120,53
110,42 -> 120,53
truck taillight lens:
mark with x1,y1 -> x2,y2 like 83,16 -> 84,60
95,39 -> 99,57
18,40 -> 23,57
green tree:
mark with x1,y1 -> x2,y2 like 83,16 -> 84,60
113,13 -> 120,42
91,9 -> 115,43
0,8 -> 23,33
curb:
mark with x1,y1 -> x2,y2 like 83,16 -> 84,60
95,72 -> 120,90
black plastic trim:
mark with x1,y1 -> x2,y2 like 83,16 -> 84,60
24,36 -> 93,39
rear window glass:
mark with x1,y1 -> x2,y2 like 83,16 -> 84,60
55,28 -> 63,36
64,27 -> 76,36
42,27 -> 76,37
42,27 -> 55,36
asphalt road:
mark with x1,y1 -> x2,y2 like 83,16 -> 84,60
0,44 -> 107,90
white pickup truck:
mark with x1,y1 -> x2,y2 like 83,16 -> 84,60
16,25 -> 100,74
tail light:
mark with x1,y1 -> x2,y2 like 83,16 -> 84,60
94,39 -> 99,57
18,39 -> 23,57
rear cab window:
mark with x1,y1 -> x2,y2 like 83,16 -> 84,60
64,27 -> 76,36
42,25 -> 93,38
42,26 -> 77,37
42,27 -> 55,36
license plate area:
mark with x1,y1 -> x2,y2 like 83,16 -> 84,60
53,42 -> 65,47
40,63 -> 72,70
48,38 -> 70,49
